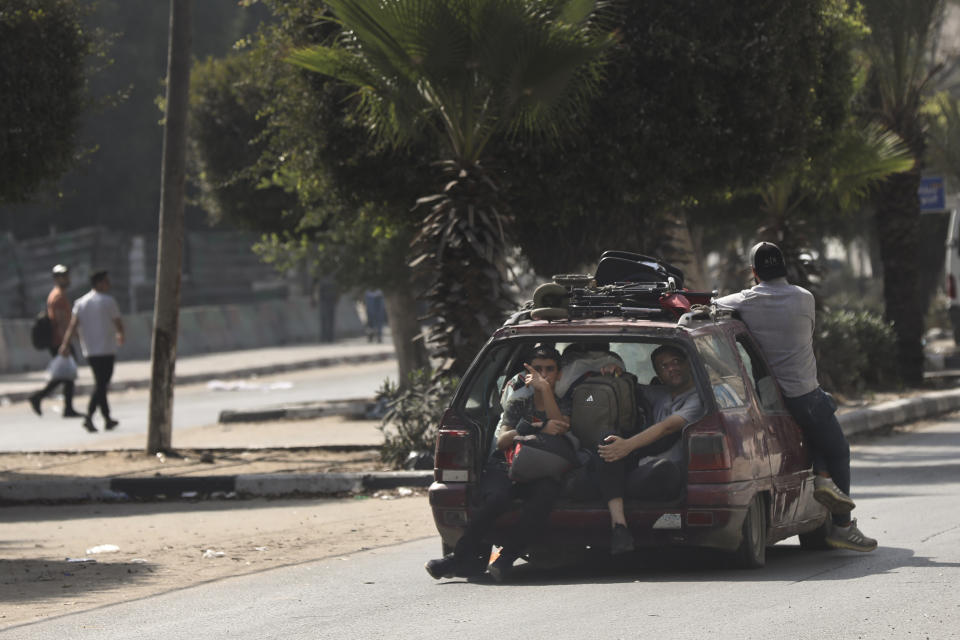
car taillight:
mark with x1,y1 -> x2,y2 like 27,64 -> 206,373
949,274 -> 956,300
688,433 -> 731,470
434,429 -> 474,483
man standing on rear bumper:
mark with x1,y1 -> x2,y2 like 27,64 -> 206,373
715,242 -> 877,552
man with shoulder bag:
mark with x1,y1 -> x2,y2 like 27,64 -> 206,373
28,264 -> 82,419
425,345 -> 572,584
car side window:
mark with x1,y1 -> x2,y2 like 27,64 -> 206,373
735,335 -> 786,412
693,334 -> 747,409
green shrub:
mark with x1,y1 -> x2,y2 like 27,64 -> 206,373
376,369 -> 459,469
816,309 -> 899,394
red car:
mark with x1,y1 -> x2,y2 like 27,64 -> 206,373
428,253 -> 830,569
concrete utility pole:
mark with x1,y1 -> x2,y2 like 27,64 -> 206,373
147,0 -> 191,454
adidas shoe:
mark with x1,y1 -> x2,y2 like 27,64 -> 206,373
814,475 -> 856,514
826,519 -> 877,552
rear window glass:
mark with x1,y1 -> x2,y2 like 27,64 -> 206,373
694,334 -> 747,409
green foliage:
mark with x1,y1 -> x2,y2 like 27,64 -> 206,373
0,0 -> 96,204
502,0 -> 870,276
376,369 -> 458,469
188,3 -> 433,293
188,52 -> 301,232
286,0 -> 611,161
923,91 -> 960,184
816,309 -> 900,393
287,0 -> 613,375
0,0 -> 271,237
857,0 -> 946,385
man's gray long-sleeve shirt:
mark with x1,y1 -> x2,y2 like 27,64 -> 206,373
714,278 -> 819,398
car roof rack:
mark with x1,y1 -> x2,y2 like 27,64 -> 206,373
509,253 -> 718,325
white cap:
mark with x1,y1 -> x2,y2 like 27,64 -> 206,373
52,264 -> 69,275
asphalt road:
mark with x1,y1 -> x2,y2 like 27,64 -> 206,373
5,415 -> 960,639
0,360 -> 398,452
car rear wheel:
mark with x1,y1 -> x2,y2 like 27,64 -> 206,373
733,494 -> 767,569
798,520 -> 833,551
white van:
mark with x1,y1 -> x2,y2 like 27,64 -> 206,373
946,208 -> 960,343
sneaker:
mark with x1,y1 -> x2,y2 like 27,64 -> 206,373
424,556 -> 458,580
62,408 -> 83,418
487,555 -> 514,584
82,417 -> 98,433
826,519 -> 877,552
28,394 -> 42,416
105,418 -> 119,431
814,475 -> 856,514
610,523 -> 634,555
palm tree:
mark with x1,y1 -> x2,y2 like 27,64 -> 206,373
859,0 -> 947,384
756,123 -> 916,294
286,0 -> 609,375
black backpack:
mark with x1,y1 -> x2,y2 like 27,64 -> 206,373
568,371 -> 639,449
31,312 -> 53,350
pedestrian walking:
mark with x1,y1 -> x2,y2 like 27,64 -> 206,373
60,270 -> 125,433
363,289 -> 386,343
29,264 -> 82,418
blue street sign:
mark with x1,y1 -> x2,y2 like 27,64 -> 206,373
919,175 -> 947,212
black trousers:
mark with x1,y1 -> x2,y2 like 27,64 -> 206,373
86,355 -> 115,420
591,450 -> 683,503
783,387 -> 851,526
34,344 -> 76,411
453,459 -> 562,568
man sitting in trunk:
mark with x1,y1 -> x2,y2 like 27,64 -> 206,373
425,345 -> 572,583
594,344 -> 704,554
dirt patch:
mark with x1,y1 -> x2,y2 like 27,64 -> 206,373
0,494 -> 438,629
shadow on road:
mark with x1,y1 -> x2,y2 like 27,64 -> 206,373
0,556 -> 158,604
443,543 -> 960,587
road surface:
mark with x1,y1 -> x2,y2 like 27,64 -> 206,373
0,360 -> 397,452
3,415 -> 959,638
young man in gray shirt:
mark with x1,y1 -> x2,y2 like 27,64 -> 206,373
715,242 -> 876,552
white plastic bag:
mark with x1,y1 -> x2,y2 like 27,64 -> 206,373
47,354 -> 78,381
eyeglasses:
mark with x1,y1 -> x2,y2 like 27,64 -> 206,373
655,357 -> 684,371
531,364 -> 557,373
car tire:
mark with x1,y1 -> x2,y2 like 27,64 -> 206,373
798,520 -> 833,551
733,494 -> 767,569
531,306 -> 569,321
533,283 -> 567,309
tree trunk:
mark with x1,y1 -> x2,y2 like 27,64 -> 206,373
873,170 -> 925,385
383,288 -> 430,385
414,161 -> 514,376
147,0 -> 191,455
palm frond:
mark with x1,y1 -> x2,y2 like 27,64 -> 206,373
285,0 -> 610,162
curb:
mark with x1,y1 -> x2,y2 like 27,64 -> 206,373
0,471 -> 433,505
3,388 -> 959,505
0,351 -> 396,406
837,387 -> 960,436
218,398 -> 378,423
